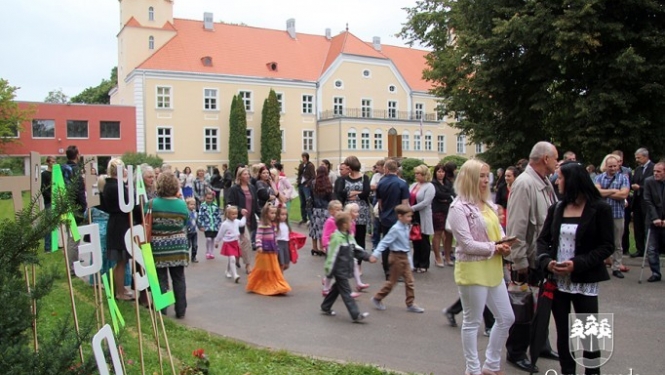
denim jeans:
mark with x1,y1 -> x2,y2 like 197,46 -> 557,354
298,184 -> 311,222
647,225 -> 665,278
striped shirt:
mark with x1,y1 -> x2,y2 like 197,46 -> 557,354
255,224 -> 278,253
150,197 -> 189,267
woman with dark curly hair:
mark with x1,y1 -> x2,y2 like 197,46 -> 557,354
309,165 -> 335,255
431,163 -> 455,267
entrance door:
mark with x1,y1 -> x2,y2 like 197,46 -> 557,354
388,134 -> 402,158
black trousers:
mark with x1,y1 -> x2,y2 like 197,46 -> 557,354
633,197 -> 646,255
506,269 -> 554,360
380,225 -> 393,277
412,234 -> 431,269
551,290 -> 601,375
157,266 -> 187,318
354,224 -> 367,265
187,232 -> 198,260
321,276 -> 360,320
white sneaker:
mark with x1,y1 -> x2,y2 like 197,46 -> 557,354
371,297 -> 386,311
353,312 -> 369,322
225,272 -> 232,278
407,304 -> 424,313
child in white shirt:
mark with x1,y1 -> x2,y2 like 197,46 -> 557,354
215,205 -> 247,283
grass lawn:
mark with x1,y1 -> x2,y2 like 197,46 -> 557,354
2,194 -> 403,375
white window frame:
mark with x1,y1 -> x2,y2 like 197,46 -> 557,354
204,127 -> 219,152
424,131 -> 432,151
66,120 -> 89,139
361,128 -> 370,150
374,129 -> 383,150
415,103 -> 424,120
148,6 -> 154,21
203,88 -> 218,111
302,130 -> 315,151
333,96 -> 345,116
414,131 -> 422,151
388,84 -> 396,93
246,128 -> 254,152
437,135 -> 446,153
239,90 -> 253,112
31,119 -> 55,139
100,121 -> 121,140
347,128 -> 357,150
157,126 -> 173,152
361,98 -> 372,118
156,86 -> 172,109
275,92 -> 285,113
388,100 -> 397,119
476,143 -> 483,153
148,36 -> 154,50
457,135 -> 467,154
301,94 -> 313,114
402,131 -> 410,151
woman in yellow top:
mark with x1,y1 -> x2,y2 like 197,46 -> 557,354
448,159 -> 516,375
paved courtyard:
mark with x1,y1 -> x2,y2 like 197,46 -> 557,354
180,226 -> 663,375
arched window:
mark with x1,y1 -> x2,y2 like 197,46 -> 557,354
148,7 -> 154,21
402,130 -> 410,151
374,129 -> 383,150
148,36 -> 154,50
347,128 -> 357,150
361,128 -> 370,150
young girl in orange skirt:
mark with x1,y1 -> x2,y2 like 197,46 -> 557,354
246,204 -> 292,295
215,205 -> 247,283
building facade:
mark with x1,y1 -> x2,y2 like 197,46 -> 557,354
112,0 -> 480,174
7,102 -> 136,173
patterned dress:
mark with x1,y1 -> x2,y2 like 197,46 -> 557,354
556,218 -> 599,296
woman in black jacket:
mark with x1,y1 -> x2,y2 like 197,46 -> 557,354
431,163 -> 455,267
226,167 -> 260,273
536,161 -> 614,375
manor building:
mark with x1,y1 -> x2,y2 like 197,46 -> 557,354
111,0 -> 480,173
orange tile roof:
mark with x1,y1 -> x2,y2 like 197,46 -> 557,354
137,19 -> 433,91
124,16 -> 141,28
379,44 -> 433,92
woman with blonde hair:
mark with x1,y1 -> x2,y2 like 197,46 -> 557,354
448,159 -> 515,375
193,166 -> 210,208
410,164 -> 435,273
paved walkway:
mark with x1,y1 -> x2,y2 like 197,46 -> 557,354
181,225 -> 663,375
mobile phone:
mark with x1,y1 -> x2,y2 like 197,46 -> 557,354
496,236 -> 517,245
555,261 -> 566,267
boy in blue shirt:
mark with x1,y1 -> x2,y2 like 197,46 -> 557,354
370,204 -> 424,313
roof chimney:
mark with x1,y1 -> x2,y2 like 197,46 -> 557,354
286,18 -> 296,39
372,36 -> 381,51
203,12 -> 213,30
325,28 -> 331,40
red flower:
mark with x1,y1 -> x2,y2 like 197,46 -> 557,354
192,349 -> 205,359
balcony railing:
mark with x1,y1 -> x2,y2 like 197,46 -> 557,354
319,108 -> 439,122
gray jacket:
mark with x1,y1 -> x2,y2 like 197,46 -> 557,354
505,165 -> 557,270
409,182 -> 435,235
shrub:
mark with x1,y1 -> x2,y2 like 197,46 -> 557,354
440,155 -> 468,169
121,152 -> 164,169
400,158 -> 425,184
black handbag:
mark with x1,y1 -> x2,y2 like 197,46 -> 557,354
508,286 -> 535,324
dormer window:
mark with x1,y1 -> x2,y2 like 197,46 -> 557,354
201,56 -> 213,67
267,62 -> 278,71
148,7 -> 154,21
148,36 -> 154,50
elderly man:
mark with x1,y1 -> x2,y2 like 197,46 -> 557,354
643,162 -> 665,282
631,148 -> 654,258
505,141 -> 559,373
595,154 -> 630,278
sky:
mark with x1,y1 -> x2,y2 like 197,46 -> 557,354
0,0 -> 422,102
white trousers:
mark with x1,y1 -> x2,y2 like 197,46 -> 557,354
458,282 -> 515,374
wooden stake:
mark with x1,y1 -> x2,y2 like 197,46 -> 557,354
24,266 -> 38,352
60,225 -> 84,363
128,215 -> 145,375
157,311 -> 177,374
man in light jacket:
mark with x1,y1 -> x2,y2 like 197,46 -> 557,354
505,141 -> 559,373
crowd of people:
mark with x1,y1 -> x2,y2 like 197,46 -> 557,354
42,143 -> 663,374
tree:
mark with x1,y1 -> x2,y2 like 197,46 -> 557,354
400,0 -> 665,167
121,151 -> 163,168
260,89 -> 281,164
0,79 -> 33,152
440,155 -> 467,169
71,67 -> 117,104
228,95 -> 248,169
400,157 -> 425,184
0,183 -> 97,374
44,88 -> 69,104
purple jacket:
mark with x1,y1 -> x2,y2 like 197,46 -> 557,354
448,197 -> 505,262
